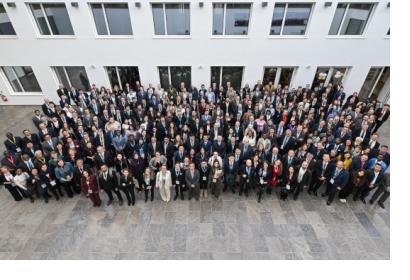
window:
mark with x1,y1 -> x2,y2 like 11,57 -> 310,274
212,3 -> 251,35
52,66 -> 90,91
359,67 -> 390,99
28,3 -> 74,35
329,3 -> 375,35
311,67 -> 349,89
91,3 -> 132,35
0,3 -> 16,35
262,67 -> 296,87
211,67 -> 244,90
270,3 -> 313,35
106,66 -> 140,91
158,67 -> 191,90
1,66 -> 41,92
152,3 -> 190,35
387,28 -> 390,36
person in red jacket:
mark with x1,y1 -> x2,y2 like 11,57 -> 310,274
81,170 -> 101,207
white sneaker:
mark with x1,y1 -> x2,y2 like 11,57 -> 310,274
339,199 -> 347,203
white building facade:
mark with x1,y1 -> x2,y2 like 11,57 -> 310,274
0,0 -> 390,105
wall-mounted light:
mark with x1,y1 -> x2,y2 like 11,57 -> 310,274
324,2 -> 332,7
387,2 -> 390,8
135,2 -> 141,8
262,2 -> 268,8
71,2 -> 79,8
6,2 -> 16,8
199,2 -> 204,8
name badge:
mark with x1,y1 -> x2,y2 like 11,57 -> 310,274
330,179 -> 335,184
41,184 -> 47,189
88,189 -> 93,194
246,179 -> 250,183
213,179 -> 217,183
16,148 -> 22,152
176,180 -> 180,185
286,184 -> 290,190
260,178 -> 264,184
146,185 -> 151,189
202,176 -> 206,181
50,180 -> 56,186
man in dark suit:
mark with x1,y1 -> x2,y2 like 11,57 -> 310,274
224,154 -> 239,193
239,159 -> 254,197
322,161 -> 349,205
32,110 -> 44,129
293,161 -> 312,200
4,133 -> 22,154
185,162 -> 200,201
373,104 -> 390,133
72,158 -> 91,194
98,164 -> 123,206
213,135 -> 226,158
171,162 -> 186,201
21,129 -> 41,150
369,172 -> 389,209
41,134 -> 59,156
279,129 -> 296,154
94,146 -> 114,168
93,129 -> 110,150
358,164 -> 385,204
239,139 -> 254,160
309,154 -> 332,195
184,134 -> 199,152
282,150 -> 300,171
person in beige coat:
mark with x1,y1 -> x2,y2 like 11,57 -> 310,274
156,164 -> 172,202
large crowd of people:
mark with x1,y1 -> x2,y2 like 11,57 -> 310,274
0,80 -> 390,209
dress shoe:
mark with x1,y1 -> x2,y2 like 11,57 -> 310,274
369,200 -> 374,205
107,200 -> 113,206
321,193 -> 326,197
128,202 -> 131,206
308,190 -> 312,195
313,191 -> 318,196
173,195 -> 178,201
378,201 -> 385,209
326,201 -> 331,206
119,200 -> 124,206
361,198 -> 366,204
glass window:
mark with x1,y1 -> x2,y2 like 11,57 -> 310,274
270,3 -> 313,35
225,4 -> 251,35
263,67 -> 278,86
158,67 -> 170,90
54,66 -> 70,89
29,3 -> 51,35
212,3 -> 224,35
165,3 -> 190,35
329,3 -> 374,35
312,67 -> 331,89
279,67 -> 295,87
29,3 -> 74,35
53,66 -> 90,91
152,3 -> 190,35
158,67 -> 191,90
152,3 -> 166,35
43,3 -> 74,35
91,3 -> 132,35
270,3 -> 285,35
91,3 -> 108,35
104,3 -> 132,35
330,67 -> 348,86
212,67 -> 244,90
170,67 -> 191,90
211,67 -> 222,88
359,67 -> 390,99
1,66 -> 41,92
0,3 -> 16,35
282,4 -> 312,35
106,66 -> 140,90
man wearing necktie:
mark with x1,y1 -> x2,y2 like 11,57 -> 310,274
240,159 -> 253,197
322,161 -> 349,205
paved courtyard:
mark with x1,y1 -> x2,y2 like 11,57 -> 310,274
0,106 -> 390,260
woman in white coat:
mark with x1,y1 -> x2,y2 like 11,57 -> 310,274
156,164 -> 172,202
